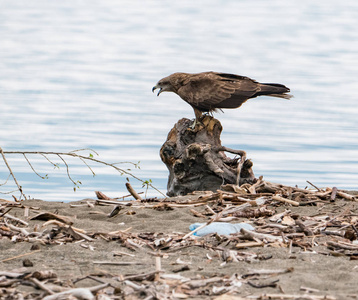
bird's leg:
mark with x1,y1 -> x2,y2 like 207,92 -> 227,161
191,108 -> 203,129
204,111 -> 214,118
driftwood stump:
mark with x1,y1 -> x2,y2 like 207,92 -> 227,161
160,116 -> 257,196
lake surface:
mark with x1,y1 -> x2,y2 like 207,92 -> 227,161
1,1 -> 357,201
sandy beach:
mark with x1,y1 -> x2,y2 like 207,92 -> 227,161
1,185 -> 358,299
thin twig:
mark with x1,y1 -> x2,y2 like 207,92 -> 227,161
57,154 -> 77,186
69,148 -> 99,156
0,189 -> 20,195
0,174 -> 11,186
79,157 -> 96,176
0,147 -> 27,200
23,153 -> 46,179
40,153 -> 58,168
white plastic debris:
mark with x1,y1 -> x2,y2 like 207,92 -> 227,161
189,222 -> 254,237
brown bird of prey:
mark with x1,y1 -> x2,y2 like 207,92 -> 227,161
152,71 -> 292,128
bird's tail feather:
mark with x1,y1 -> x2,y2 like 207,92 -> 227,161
266,93 -> 293,100
257,83 -> 292,99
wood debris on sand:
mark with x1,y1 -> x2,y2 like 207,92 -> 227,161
0,180 -> 357,299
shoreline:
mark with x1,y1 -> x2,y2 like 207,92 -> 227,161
1,185 -> 358,299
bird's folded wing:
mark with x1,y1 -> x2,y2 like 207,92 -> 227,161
177,73 -> 259,110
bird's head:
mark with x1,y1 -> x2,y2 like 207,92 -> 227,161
152,76 -> 176,96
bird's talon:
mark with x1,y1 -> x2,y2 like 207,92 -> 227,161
190,119 -> 197,130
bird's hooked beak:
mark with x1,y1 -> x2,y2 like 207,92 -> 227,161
152,85 -> 162,96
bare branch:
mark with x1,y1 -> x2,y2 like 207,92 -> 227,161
0,147 -> 27,200
0,149 -> 165,198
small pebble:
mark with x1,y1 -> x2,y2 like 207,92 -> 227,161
23,259 -> 33,267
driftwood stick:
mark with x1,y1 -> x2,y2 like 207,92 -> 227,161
270,209 -> 291,222
93,261 -> 147,265
351,224 -> 358,237
0,250 -> 41,263
94,199 -> 128,206
248,279 -> 279,288
240,228 -> 283,242
272,195 -> 300,206
182,218 -> 215,240
182,209 -> 226,240
124,280 -> 145,290
187,277 -> 223,289
236,241 -> 264,249
263,182 -> 317,194
122,271 -> 157,281
327,241 -> 358,250
4,222 -> 30,236
95,190 -> 144,201
330,187 -> 338,201
306,180 -> 323,192
295,219 -> 314,236
0,271 -> 29,278
326,187 -> 356,201
95,191 -> 112,200
64,226 -> 94,242
300,286 -> 321,293
113,251 -> 136,257
29,278 -> 55,295
221,197 -> 267,217
236,153 -> 247,186
88,283 -> 111,293
42,220 -> 87,234
4,213 -> 29,226
246,294 -> 336,300
322,230 -> 345,237
42,288 -> 95,300
336,190 -> 356,201
155,256 -> 162,281
189,209 -> 206,218
243,268 -> 293,278
125,182 -> 142,200
205,205 -> 216,215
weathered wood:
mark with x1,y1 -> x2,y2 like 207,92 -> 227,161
160,116 -> 256,196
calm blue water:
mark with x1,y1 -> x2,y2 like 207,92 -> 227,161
1,1 -> 357,201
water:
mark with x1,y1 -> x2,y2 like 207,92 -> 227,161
1,1 -> 357,201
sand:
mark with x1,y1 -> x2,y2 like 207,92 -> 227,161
1,196 -> 358,299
